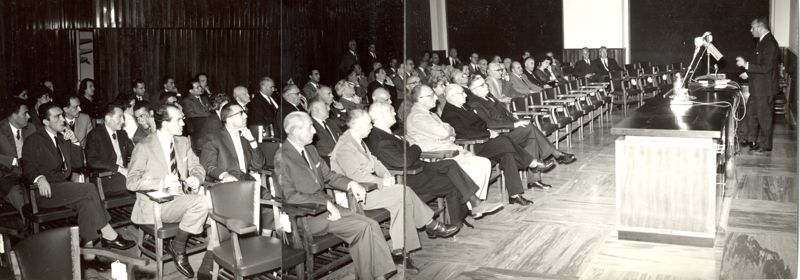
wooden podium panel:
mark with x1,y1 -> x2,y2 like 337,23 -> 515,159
615,136 -> 719,246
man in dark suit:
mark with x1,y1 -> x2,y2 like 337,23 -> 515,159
308,100 -> 342,164
737,17 -> 780,152
132,79 -> 150,103
440,85 -> 555,206
23,102 -> 135,252
200,103 -> 265,182
364,43 -> 380,74
338,39 -> 360,78
468,76 -> 575,188
573,47 -> 595,79
247,77 -> 281,139
280,85 -> 306,123
0,99 -> 35,217
591,46 -> 622,78
367,68 -> 396,104
273,111 -> 396,280
443,48 -> 463,68
85,103 -> 134,195
367,102 -> 502,221
180,79 -> 212,141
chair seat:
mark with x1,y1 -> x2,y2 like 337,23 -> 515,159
23,206 -> 75,223
104,192 -> 136,209
139,223 -> 181,239
539,122 -> 559,136
309,233 -> 345,254
212,236 -> 283,277
282,244 -> 305,268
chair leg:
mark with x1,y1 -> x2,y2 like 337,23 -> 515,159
156,237 -> 164,280
554,130 -> 560,149
212,260 -> 220,280
589,112 -> 594,133
578,117 -> 584,140
296,263 -> 305,280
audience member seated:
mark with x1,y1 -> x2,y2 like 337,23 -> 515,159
200,102 -> 265,183
368,67 -> 396,104
524,57 -> 549,88
368,102 -> 502,222
160,75 -> 180,96
314,85 -> 347,131
180,78 -> 212,142
534,58 -> 560,88
468,77 -> 576,189
573,47 -> 596,79
196,72 -> 213,97
131,101 -> 155,144
126,104 -> 209,278
247,77 -> 281,139
545,51 -> 564,77
508,61 -> 542,109
415,59 -> 430,84
486,62 -> 522,105
0,99 -> 35,218
404,85 -> 494,210
159,91 -> 182,109
197,92 -> 230,150
444,48 -> 463,68
78,78 -> 103,119
334,79 -> 364,112
348,66 -> 369,101
132,79 -> 150,103
23,102 -> 136,266
274,111 -> 396,280
338,39 -> 359,78
280,85 -> 307,123
591,46 -> 622,80
61,96 -> 94,148
308,100 -> 341,165
85,103 -> 134,195
371,87 -> 393,105
330,109 -> 460,272
477,58 -> 489,78
440,84 -> 550,205
397,75 -> 421,122
302,69 -> 322,100
466,53 -> 481,77
430,78 -> 448,116
28,89 -> 52,131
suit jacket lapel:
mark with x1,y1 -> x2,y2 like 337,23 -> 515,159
220,129 -> 241,171
150,135 -> 169,176
1,122 -> 16,157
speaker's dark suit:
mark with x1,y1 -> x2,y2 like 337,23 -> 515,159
22,129 -> 110,242
743,32 -> 780,149
440,103 -> 533,196
247,93 -> 281,139
273,142 -> 394,279
367,127 -> 473,223
85,126 -> 134,195
200,129 -> 265,181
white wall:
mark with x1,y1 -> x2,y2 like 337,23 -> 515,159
790,0 -> 798,54
429,0 -> 448,51
563,0 -> 627,49
771,0 -> 791,47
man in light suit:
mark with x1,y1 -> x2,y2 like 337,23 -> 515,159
507,61 -> 541,110
486,62 -> 517,104
308,100 -> 341,164
85,103 -> 134,195
302,69 -> 322,100
61,96 -> 94,147
126,104 -> 208,278
274,112 -> 396,280
0,99 -> 35,217
737,17 -> 780,152
330,109 -> 460,272
200,103 -> 265,182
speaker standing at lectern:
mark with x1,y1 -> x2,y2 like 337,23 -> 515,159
736,17 -> 779,153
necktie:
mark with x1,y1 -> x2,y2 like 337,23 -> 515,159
300,150 -> 311,168
112,132 -> 117,140
323,121 -> 337,143
54,135 -> 67,172
68,120 -> 75,131
603,59 -> 609,70
169,142 -> 178,175
14,130 -> 22,157
360,141 -> 369,154
586,59 -> 590,65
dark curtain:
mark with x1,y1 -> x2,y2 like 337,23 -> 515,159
446,0 -> 563,61
93,28 -> 279,104
6,29 -> 80,100
630,0 -> 769,74
405,0 -> 431,62
281,0 -> 403,86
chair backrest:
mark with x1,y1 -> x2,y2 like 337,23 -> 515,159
209,181 -> 259,243
542,88 -> 558,100
13,226 -> 79,280
625,64 -> 637,75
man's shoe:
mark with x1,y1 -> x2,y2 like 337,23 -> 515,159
100,235 -> 136,250
391,252 -> 420,274
471,202 -> 503,219
528,181 -> 552,190
168,241 -> 195,278
531,159 -> 556,173
555,153 -> 577,164
425,221 -> 460,239
508,195 -> 534,206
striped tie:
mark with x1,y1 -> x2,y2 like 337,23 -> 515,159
169,142 -> 178,175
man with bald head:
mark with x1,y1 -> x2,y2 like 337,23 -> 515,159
441,84 -> 554,205
274,111 -> 396,280
232,86 -> 251,109
405,85 -> 496,215
573,47 -> 595,79
308,99 -> 342,164
280,85 -> 306,122
371,87 -> 392,105
247,77 -> 280,139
